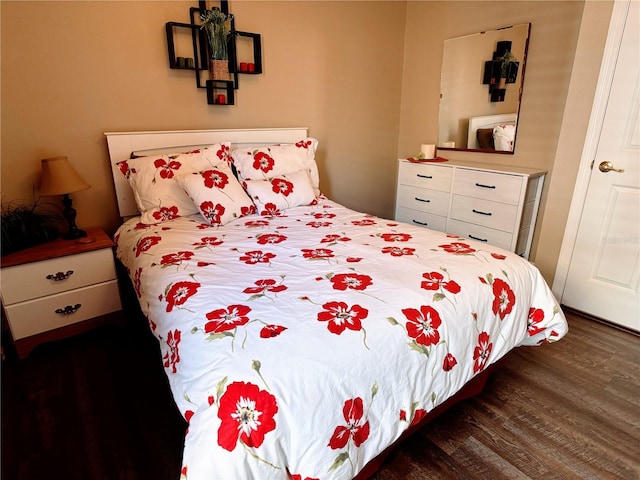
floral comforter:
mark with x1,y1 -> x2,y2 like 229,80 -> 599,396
115,197 -> 568,480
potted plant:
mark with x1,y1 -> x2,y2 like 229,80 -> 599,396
200,8 -> 233,81
1,197 -> 62,256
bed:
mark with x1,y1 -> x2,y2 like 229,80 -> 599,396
467,113 -> 518,151
106,127 -> 567,480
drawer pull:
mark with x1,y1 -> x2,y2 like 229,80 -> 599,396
55,304 -> 82,316
412,219 -> 429,226
417,174 -> 433,179
46,270 -> 74,282
472,209 -> 492,216
469,234 -> 488,243
414,197 -> 431,203
475,182 -> 496,189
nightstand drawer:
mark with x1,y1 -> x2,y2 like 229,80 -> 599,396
4,280 -> 121,339
450,195 -> 519,233
453,169 -> 523,204
446,219 -> 514,251
1,249 -> 116,305
396,185 -> 450,216
398,162 -> 452,192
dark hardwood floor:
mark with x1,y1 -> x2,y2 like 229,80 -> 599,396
2,306 -> 638,480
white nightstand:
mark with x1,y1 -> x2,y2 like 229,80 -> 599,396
1,227 -> 122,358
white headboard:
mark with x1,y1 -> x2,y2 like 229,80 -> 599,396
105,127 -> 308,218
467,113 -> 517,149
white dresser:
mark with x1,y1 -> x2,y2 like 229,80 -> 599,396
395,159 -> 546,258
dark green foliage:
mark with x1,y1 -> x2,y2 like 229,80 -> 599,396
1,199 -> 62,255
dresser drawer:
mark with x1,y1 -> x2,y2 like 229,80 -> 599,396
398,162 -> 452,192
446,219 -> 514,251
396,207 -> 447,231
396,185 -> 450,216
4,280 -> 122,339
1,248 -> 116,305
453,169 -> 523,204
450,195 -> 519,233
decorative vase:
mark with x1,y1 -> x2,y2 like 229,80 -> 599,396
209,59 -> 231,81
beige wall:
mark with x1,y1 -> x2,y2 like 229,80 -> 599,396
1,0 -> 406,233
1,1 -> 614,284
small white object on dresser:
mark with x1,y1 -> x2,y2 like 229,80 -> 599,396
1,227 -> 122,359
395,159 -> 546,258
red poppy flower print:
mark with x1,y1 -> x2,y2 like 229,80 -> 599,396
153,206 -> 179,222
306,221 -> 331,228
401,305 -> 442,346
163,329 -> 181,373
295,139 -> 312,149
330,273 -> 373,291
118,160 -> 134,179
193,236 -> 223,248
302,248 -> 334,260
260,324 -> 287,338
321,234 -> 351,244
290,475 -> 319,480
241,204 -> 257,216
439,242 -> 476,254
245,219 -> 270,227
204,304 -> 251,333
317,301 -> 369,334
199,201 -> 225,225
160,251 -> 194,266
527,308 -> 545,337
256,233 -> 287,245
492,278 -> 516,320
165,281 -> 201,312
352,219 -> 376,226
473,331 -> 493,373
243,279 -> 287,295
443,353 -> 457,371
381,246 -> 415,257
216,143 -> 230,163
328,397 -> 370,449
313,212 -> 335,219
202,169 -> 229,189
239,250 -> 275,264
260,203 -> 280,217
217,381 -> 278,451
133,267 -> 143,298
400,408 -> 427,427
253,151 -> 275,174
491,252 -> 507,260
154,158 -> 182,179
135,235 -> 161,257
271,177 -> 294,196
381,233 -> 412,242
421,272 -> 461,294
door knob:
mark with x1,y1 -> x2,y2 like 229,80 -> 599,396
599,161 -> 624,173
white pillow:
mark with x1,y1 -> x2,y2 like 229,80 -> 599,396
175,163 -> 256,226
493,124 -> 516,152
231,138 -> 320,195
243,169 -> 316,215
116,143 -> 232,224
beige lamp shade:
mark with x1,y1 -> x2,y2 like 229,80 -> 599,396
39,156 -> 91,196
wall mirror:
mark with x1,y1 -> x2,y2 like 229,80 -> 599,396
438,23 -> 530,154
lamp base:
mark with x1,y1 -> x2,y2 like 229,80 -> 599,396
63,228 -> 87,240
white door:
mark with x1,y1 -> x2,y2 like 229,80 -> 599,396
561,0 -> 640,332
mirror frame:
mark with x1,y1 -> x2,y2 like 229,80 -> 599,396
438,23 -> 531,154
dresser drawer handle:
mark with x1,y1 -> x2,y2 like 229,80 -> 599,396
414,197 -> 431,203
55,304 -> 82,315
412,219 -> 429,226
475,182 -> 496,189
472,209 -> 492,216
46,270 -> 74,281
468,234 -> 488,243
417,174 -> 433,179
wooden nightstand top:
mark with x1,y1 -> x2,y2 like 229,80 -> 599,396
1,227 -> 115,268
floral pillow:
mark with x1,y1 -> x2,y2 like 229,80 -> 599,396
175,163 -> 256,226
493,124 -> 516,152
231,138 -> 320,195
243,169 -> 316,215
116,143 -> 231,224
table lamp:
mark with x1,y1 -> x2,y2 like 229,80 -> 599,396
39,156 -> 91,240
